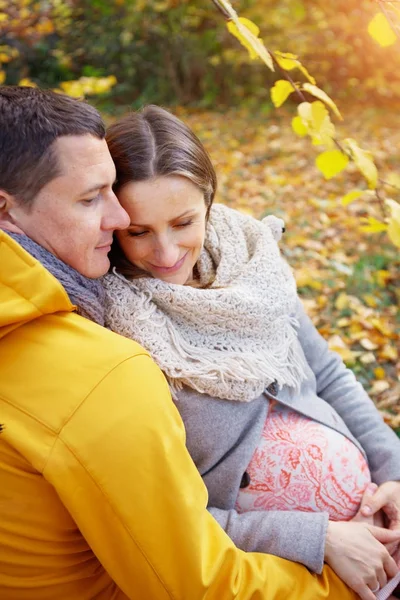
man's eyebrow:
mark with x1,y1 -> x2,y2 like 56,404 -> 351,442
128,209 -> 197,228
81,179 -> 117,196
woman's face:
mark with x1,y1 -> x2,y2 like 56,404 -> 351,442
116,175 -> 208,285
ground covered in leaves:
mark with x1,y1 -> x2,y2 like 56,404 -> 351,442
179,104 -> 400,431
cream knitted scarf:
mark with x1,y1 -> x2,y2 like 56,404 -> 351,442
103,203 -> 308,402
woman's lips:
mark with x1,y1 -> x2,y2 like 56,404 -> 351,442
149,253 -> 187,274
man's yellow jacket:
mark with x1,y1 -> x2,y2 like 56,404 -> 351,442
0,231 -> 355,600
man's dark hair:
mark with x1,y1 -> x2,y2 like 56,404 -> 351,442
0,86 -> 106,207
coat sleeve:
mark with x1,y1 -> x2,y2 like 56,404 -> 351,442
209,505 -> 328,574
44,353 -> 355,600
296,300 -> 400,485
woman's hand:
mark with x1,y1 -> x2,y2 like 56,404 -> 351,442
324,520 -> 400,600
361,481 -> 400,563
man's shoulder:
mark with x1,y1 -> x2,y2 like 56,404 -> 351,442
0,309 -> 153,437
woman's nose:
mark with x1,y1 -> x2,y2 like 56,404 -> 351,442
153,236 -> 180,267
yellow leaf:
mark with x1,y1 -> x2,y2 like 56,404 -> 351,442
360,338 -> 379,351
386,173 -> 400,190
35,20 -> 54,35
345,138 -> 378,189
225,12 -> 274,71
370,318 -> 393,337
291,115 -> 308,137
297,101 -> 335,146
374,367 -> 385,380
359,216 -> 387,234
374,270 -> 391,287
337,317 -> 351,328
227,18 -> 259,60
302,83 -> 342,120
18,78 -> 36,88
335,292 -> 349,310
341,189 -> 364,206
368,12 -> 397,47
273,51 -> 316,84
315,150 -> 349,180
0,12 -> 7,22
295,268 -> 323,289
370,380 -> 390,395
271,80 -> 295,108
360,352 -> 376,364
273,51 -> 298,70
386,199 -> 400,248
363,294 -> 378,308
0,69 -> 5,85
328,335 -> 357,364
380,344 -> 398,361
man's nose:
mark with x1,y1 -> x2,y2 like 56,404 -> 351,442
104,192 -> 130,231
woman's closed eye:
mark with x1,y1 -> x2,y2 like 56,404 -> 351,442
127,221 -> 193,237
127,230 -> 148,238
175,220 -> 193,228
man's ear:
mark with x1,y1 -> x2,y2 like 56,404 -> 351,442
0,190 -> 25,234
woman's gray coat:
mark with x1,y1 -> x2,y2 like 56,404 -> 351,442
175,301 -> 400,573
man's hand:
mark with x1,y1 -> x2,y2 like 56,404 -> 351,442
361,481 -> 400,563
324,520 -> 400,600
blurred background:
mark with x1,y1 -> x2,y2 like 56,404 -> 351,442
1,0 -> 400,427
2,0 -> 400,108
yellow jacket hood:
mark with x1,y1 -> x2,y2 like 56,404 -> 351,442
0,230 -> 74,339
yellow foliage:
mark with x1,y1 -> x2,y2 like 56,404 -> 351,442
363,294 -> 378,308
270,80 -> 295,108
291,115 -> 308,137
227,18 -> 260,60
359,216 -> 387,234
360,337 -> 379,351
18,78 -> 37,87
368,12 -> 397,47
35,20 -> 55,35
345,138 -> 378,189
374,270 -> 391,287
315,150 -> 349,180
226,15 -> 274,71
0,70 -> 5,85
328,334 -> 357,364
380,344 -> 398,361
385,199 -> 400,248
374,367 -> 386,380
59,75 -> 117,98
273,51 -> 316,84
297,101 -> 335,146
335,292 -> 349,310
295,267 -> 323,290
341,189 -> 364,206
302,83 -> 342,120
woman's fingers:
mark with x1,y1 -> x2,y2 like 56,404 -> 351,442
377,563 -> 388,590
355,582 -> 380,600
384,551 -> 400,580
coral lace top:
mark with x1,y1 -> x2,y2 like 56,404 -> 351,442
236,401 -> 371,521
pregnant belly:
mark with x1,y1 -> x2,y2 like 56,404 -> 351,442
235,401 -> 371,521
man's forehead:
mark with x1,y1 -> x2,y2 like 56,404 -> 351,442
54,134 -> 113,172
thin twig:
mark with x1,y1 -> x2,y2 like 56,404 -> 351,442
375,187 -> 388,216
379,178 -> 400,191
210,0 -> 230,19
268,52 -> 307,103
